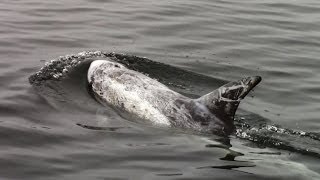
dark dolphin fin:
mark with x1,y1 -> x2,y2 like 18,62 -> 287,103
196,76 -> 261,134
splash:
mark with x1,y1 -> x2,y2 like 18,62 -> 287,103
234,115 -> 320,158
29,51 -> 106,84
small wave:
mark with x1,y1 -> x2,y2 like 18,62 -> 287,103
235,114 -> 320,158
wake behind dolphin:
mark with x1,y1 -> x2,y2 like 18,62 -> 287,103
87,59 -> 261,135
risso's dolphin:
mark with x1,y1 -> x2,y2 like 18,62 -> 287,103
87,59 -> 261,136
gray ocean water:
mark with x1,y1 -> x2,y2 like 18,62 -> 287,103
1,0 -> 320,179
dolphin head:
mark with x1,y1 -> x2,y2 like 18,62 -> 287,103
87,59 -> 126,84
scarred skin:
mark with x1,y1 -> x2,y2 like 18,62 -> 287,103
88,59 -> 261,136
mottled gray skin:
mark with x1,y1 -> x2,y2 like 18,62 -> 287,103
88,59 -> 261,136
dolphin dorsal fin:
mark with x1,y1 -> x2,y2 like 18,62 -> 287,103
196,76 -> 261,132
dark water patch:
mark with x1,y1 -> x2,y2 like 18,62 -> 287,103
76,123 -> 129,131
205,144 -> 230,149
88,0 -> 114,3
127,142 -> 170,147
197,164 -> 255,170
250,152 -> 281,155
156,173 -> 183,176
205,144 -> 244,161
220,151 -> 244,162
33,7 -> 101,13
197,164 -> 255,176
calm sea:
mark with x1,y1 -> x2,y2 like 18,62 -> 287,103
0,0 -> 319,179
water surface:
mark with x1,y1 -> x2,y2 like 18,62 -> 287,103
1,0 -> 320,179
